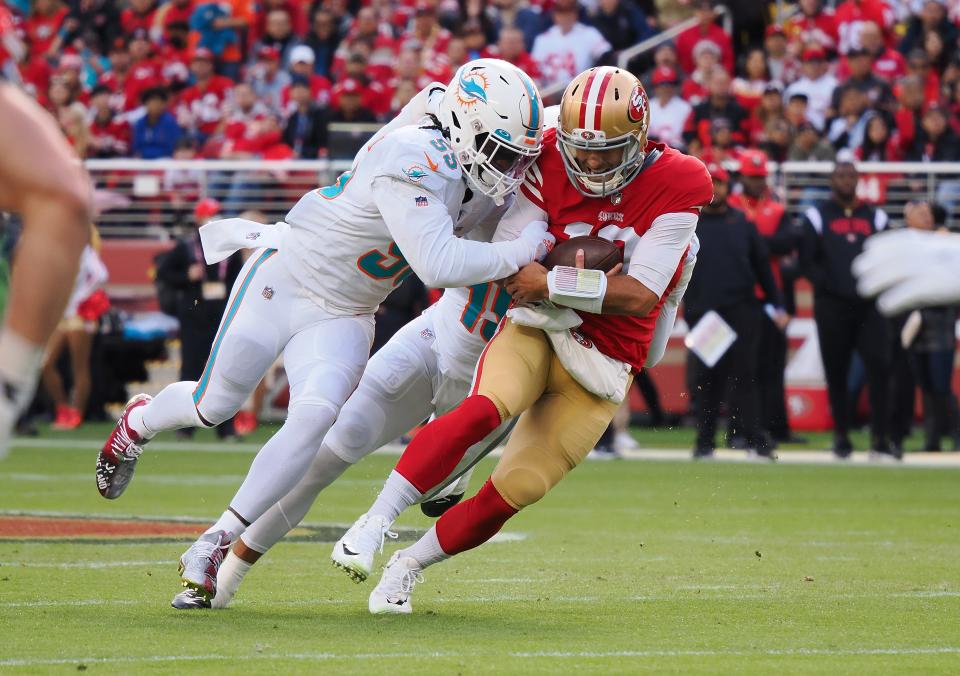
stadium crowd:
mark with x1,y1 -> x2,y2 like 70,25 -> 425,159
0,0 -> 959,164
3,0 -> 960,456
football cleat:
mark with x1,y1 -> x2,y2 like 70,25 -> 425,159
331,513 -> 397,583
178,530 -> 232,600
95,394 -> 152,499
420,492 -> 465,518
171,588 -> 212,610
368,552 -> 424,615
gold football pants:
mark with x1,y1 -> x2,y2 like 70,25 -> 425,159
473,319 -> 630,510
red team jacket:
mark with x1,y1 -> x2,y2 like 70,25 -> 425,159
521,128 -> 713,371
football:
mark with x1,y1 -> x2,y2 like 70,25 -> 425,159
543,235 -> 623,272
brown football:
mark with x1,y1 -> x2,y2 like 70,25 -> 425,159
543,236 -> 623,273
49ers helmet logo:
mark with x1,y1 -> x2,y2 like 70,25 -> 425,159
627,84 -> 647,123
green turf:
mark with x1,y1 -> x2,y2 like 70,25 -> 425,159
1,429 -> 959,674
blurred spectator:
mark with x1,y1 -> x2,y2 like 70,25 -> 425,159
330,77 -> 377,121
907,105 -> 960,161
589,0 -> 652,56
731,48 -> 770,114
223,81 -> 271,140
26,0 -> 67,59
489,0 -> 546,52
494,26 -> 541,82
900,201 -> 960,451
153,0 -> 195,41
163,138 -> 204,216
826,86 -> 870,152
761,117 -> 794,162
783,45 -> 838,131
685,69 -> 748,149
835,47 -> 894,112
405,2 -> 452,80
253,0 -> 308,43
681,40 -> 720,107
155,198 -> 243,440
728,149 -> 799,444
282,45 -> 333,114
900,0 -> 957,59
88,84 -> 131,158
59,102 -> 92,158
648,66 -> 690,149
784,0 -> 839,55
859,20 -> 905,82
303,9 -> 342,78
764,24 -> 800,85
684,162 -> 780,459
798,160 -> 892,457
56,54 -> 91,105
675,0 -> 733,75
251,8 -> 301,67
788,120 -> 834,161
857,113 -> 898,161
157,21 -> 193,89
745,82 -> 785,146
56,0 -> 121,57
531,0 -> 610,88
460,19 -> 494,62
176,48 -> 234,141
893,75 -> 927,154
331,7 -> 397,83
834,0 -> 895,55
189,1 -> 239,60
98,37 -> 153,112
905,49 -> 941,104
653,42 -> 678,72
132,87 -> 181,158
248,45 -> 292,114
121,0 -> 157,36
283,74 -> 330,157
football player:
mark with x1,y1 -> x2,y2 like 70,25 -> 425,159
0,84 -> 92,459
95,59 -> 554,603
340,66 -> 713,614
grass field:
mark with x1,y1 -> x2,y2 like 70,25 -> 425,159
2,423 -> 960,674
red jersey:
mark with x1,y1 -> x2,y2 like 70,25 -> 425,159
675,24 -> 734,75
177,75 -> 234,135
25,6 -> 66,58
521,129 -> 713,370
98,61 -> 162,111
89,115 -> 131,157
871,47 -> 906,82
727,192 -> 787,293
835,0 -> 894,54
120,7 -> 156,35
784,11 -> 838,53
280,73 -> 333,115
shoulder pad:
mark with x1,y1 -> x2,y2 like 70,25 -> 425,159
370,125 -> 462,195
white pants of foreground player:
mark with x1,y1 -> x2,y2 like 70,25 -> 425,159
241,309 -> 513,553
132,247 -> 374,524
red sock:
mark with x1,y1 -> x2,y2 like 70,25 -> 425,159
436,479 -> 518,555
395,395 -> 502,493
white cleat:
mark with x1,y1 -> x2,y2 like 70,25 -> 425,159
368,552 -> 424,615
331,513 -> 397,583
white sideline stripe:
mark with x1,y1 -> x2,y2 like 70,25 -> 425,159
0,473 -> 381,487
0,560 -> 167,569
0,599 -> 138,608
2,647 -> 958,666
9,437 -> 960,469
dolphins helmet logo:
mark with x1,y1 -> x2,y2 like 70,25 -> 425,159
456,70 -> 489,110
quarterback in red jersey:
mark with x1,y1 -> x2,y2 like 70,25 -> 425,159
333,66 -> 712,614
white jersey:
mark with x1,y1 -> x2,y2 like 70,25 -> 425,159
276,85 -> 534,316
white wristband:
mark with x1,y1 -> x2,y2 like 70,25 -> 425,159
547,266 -> 607,314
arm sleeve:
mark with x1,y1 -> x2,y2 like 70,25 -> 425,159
626,211 -> 699,298
645,237 -> 698,368
748,220 -> 783,307
373,176 -> 528,288
493,186 -> 548,243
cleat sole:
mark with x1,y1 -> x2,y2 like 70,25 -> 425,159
331,558 -> 367,583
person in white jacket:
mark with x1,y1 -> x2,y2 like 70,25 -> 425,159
94,59 -> 554,604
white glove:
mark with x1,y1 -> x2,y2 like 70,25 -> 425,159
853,229 -> 960,315
511,220 -> 555,267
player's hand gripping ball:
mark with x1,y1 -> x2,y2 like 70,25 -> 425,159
543,236 -> 623,272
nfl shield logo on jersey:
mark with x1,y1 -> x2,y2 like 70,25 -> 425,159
262,286 -> 274,300
415,196 -> 429,208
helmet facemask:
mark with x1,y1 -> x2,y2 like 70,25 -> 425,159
558,127 -> 644,197
460,128 -> 540,203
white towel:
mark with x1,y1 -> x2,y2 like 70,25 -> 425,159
198,218 -> 290,264
546,328 -> 632,404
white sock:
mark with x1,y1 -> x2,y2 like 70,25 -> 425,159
399,526 -> 449,569
130,381 -> 205,439
367,470 -> 424,524
205,510 -> 248,539
0,330 -> 43,412
211,550 -> 253,609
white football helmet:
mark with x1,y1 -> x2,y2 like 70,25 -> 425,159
435,58 -> 544,204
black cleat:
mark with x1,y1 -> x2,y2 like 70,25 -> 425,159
833,436 -> 854,459
420,492 -> 465,517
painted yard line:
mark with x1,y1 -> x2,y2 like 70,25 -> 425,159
11,438 -> 960,469
2,647 -> 959,667
0,560 -> 168,569
0,473 -> 381,487
0,599 -> 138,608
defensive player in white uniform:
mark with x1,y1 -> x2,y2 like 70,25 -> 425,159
95,59 -> 553,602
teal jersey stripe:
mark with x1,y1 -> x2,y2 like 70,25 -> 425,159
193,248 -> 277,406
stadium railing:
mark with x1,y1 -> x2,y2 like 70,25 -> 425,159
86,158 -> 960,238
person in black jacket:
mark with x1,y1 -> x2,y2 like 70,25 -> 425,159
156,198 -> 245,439
283,74 -> 329,159
684,163 -> 784,459
799,160 -> 893,458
